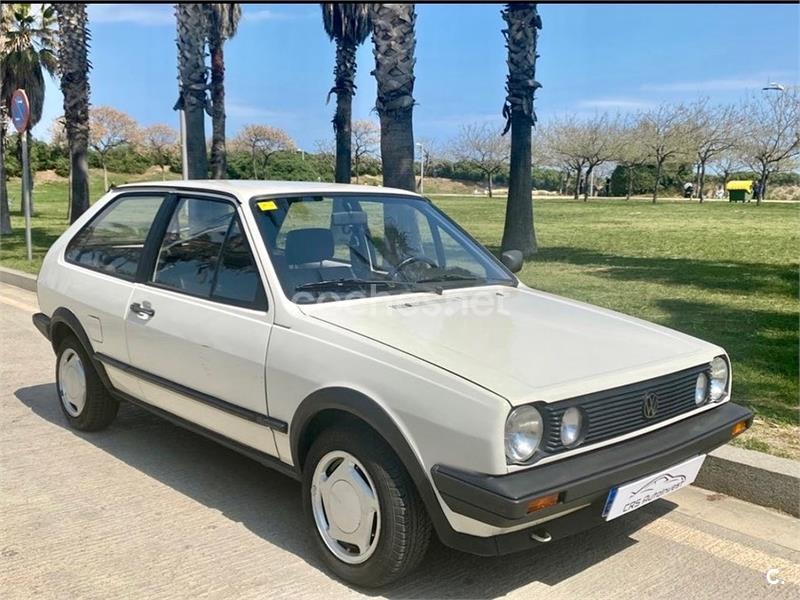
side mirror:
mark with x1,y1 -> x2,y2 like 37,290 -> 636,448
500,250 -> 523,273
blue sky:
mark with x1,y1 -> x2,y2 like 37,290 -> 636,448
37,2 -> 799,150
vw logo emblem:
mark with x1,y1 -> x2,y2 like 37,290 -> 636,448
643,392 -> 659,419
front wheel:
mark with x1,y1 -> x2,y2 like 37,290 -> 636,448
302,425 -> 431,587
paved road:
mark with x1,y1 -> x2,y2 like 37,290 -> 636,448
1,282 -> 799,599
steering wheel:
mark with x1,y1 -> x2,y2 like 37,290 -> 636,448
388,255 -> 439,281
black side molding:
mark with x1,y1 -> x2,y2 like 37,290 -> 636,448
95,352 -> 288,434
112,387 -> 299,481
32,313 -> 51,340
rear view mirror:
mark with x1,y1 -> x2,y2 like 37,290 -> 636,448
501,250 -> 523,273
332,212 -> 368,227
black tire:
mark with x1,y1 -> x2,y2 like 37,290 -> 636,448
302,424 -> 431,588
55,335 -> 119,431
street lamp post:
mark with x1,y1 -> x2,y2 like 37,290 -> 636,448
416,142 -> 424,194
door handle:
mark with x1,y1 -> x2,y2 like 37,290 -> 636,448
130,302 -> 155,318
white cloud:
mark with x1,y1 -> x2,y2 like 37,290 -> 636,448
89,4 -> 173,27
641,78 -> 762,93
226,101 -> 290,121
241,8 -> 316,24
641,71 -> 798,93
576,98 -> 654,111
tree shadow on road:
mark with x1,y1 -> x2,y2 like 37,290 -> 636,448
16,383 -> 675,599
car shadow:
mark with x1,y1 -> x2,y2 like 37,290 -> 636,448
15,383 -> 676,599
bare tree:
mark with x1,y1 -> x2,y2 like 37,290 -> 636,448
689,99 -> 735,202
451,123 -> 510,198
143,124 -> 178,180
351,119 -> 380,183
738,90 -> 800,203
615,116 -> 650,200
538,116 -> 586,199
314,138 -> 336,180
638,103 -> 697,203
232,124 -> 295,179
710,149 -> 742,191
576,113 -> 621,200
89,106 -> 140,191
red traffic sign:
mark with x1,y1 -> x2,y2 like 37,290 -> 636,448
10,89 -> 31,133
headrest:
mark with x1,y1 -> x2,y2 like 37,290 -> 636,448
285,228 -> 334,265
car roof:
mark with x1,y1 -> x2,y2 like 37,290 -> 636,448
113,179 -> 423,203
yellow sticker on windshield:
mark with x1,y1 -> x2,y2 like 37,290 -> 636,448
257,200 -> 278,211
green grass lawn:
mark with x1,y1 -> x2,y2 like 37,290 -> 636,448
1,177 -> 797,433
433,196 -> 799,429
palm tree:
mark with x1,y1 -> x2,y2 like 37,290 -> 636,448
500,3 -> 541,257
174,3 -> 208,179
54,3 -> 91,223
0,3 -> 58,218
321,3 -> 372,184
370,4 -> 416,191
204,3 -> 240,179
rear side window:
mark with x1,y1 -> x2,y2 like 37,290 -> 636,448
65,194 -> 165,280
152,197 -> 266,309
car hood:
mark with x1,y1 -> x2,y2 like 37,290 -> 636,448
301,285 -> 722,405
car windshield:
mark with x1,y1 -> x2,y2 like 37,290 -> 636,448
250,194 -> 515,303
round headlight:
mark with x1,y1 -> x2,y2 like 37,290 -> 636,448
694,372 -> 709,405
505,406 -> 542,463
709,357 -> 729,402
560,407 -> 584,447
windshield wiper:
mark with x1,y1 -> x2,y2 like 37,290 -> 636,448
295,278 -> 419,292
414,274 -> 483,284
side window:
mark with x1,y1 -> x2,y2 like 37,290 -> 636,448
212,219 -> 265,307
153,197 -> 235,297
65,194 -> 165,280
153,197 -> 265,309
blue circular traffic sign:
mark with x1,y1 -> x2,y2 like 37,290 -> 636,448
10,89 -> 31,133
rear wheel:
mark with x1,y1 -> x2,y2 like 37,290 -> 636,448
302,425 -> 431,587
55,336 -> 118,431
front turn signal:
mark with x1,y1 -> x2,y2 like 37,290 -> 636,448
526,493 -> 560,513
731,420 -> 749,438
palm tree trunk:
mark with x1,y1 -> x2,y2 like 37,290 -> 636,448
102,158 -> 109,191
209,38 -> 227,179
487,171 -> 493,198
372,4 -> 417,191
0,118 -> 11,234
176,4 -> 209,179
499,3 -> 540,256
251,147 -> 257,178
333,42 -> 356,184
55,2 -> 92,223
573,166 -> 581,199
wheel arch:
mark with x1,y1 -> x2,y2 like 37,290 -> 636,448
290,387 -> 453,541
49,307 -> 114,390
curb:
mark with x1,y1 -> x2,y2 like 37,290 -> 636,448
0,266 -> 37,292
0,266 -> 796,516
695,444 -> 800,517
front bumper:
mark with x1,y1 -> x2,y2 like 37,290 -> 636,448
33,312 -> 51,340
432,402 -> 752,554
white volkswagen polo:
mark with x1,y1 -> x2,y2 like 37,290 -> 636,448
33,181 -> 752,587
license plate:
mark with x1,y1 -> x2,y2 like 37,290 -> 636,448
602,455 -> 706,521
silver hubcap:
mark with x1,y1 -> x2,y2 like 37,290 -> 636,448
57,348 -> 86,417
311,450 -> 381,564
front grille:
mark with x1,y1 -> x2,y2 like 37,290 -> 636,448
542,364 -> 709,454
